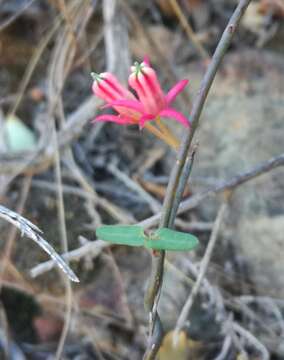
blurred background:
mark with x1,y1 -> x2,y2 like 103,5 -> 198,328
0,0 -> 284,359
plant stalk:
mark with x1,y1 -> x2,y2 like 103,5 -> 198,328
143,1 -> 252,359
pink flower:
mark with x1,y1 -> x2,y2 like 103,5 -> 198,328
92,59 -> 190,129
92,72 -> 139,125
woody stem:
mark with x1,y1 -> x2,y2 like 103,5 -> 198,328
143,1 -> 252,359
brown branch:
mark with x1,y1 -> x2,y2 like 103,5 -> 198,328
174,200 -> 229,338
0,204 -> 79,283
168,0 -> 210,61
141,152 -> 284,229
143,1 -> 252,358
29,152 -> 284,291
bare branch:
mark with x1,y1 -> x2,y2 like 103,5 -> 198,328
30,152 -> 284,278
143,1 -> 252,357
232,322 -> 269,360
174,201 -> 228,339
0,205 -> 79,283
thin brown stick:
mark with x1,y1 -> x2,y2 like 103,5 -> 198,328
119,0 -> 191,107
174,200 -> 229,339
46,3 -> 86,356
0,0 -> 36,32
30,239 -> 107,278
168,0 -> 210,61
103,0 -> 130,79
30,152 -> 284,278
232,322 -> 269,360
8,17 -> 61,117
143,1 -> 252,358
107,163 -> 161,214
0,204 -> 79,282
0,177 -> 32,290
50,95 -> 74,360
53,119 -> 73,360
57,0 -> 78,48
214,334 -> 232,360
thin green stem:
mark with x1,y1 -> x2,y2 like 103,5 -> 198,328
168,145 -> 197,227
143,1 -> 252,359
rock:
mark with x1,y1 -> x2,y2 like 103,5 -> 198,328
238,215 -> 284,297
181,49 -> 284,298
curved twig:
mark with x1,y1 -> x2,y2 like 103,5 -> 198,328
0,204 -> 79,283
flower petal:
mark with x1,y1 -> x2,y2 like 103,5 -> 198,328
129,64 -> 166,114
159,108 -> 190,128
143,55 -> 150,66
139,114 -> 155,129
92,114 -> 134,125
165,79 -> 189,105
92,72 -> 134,103
105,99 -> 144,113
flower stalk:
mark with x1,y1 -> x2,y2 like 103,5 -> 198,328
144,123 -> 179,150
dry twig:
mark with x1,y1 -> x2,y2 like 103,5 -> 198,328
143,2 -> 252,358
0,0 -> 36,32
168,0 -> 210,61
174,200 -> 229,340
232,322 -> 269,360
30,152 -> 284,278
0,177 -> 32,292
0,204 -> 79,283
107,163 -> 162,214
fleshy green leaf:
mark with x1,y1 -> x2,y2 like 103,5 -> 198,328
5,115 -> 37,152
145,228 -> 199,251
96,225 -> 145,246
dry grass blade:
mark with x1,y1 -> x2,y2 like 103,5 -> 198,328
168,0 -> 209,61
8,17 -> 61,117
0,0 -> 36,32
107,163 -> 161,213
232,322 -> 269,360
0,204 -> 79,283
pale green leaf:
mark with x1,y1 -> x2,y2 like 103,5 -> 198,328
5,115 -> 37,152
96,225 -> 145,246
145,228 -> 199,251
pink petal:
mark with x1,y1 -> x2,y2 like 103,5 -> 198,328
129,68 -> 166,114
159,108 -> 190,128
92,72 -> 134,102
139,114 -> 155,129
165,79 -> 189,105
105,99 -> 144,113
92,81 -> 116,102
100,72 -> 134,99
92,114 -> 134,125
143,56 -> 150,66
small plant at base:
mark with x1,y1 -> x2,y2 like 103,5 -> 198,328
96,225 -> 199,252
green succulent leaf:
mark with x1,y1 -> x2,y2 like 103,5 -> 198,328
96,225 -> 199,252
5,115 -> 37,152
96,225 -> 145,246
145,228 -> 199,251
